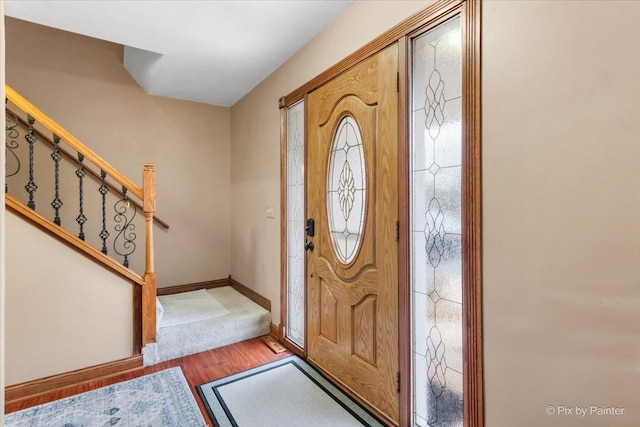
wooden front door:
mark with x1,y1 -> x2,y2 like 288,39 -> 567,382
306,44 -> 399,425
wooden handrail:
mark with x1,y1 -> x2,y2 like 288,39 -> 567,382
5,194 -> 145,285
7,109 -> 170,230
6,85 -> 158,348
5,85 -> 143,200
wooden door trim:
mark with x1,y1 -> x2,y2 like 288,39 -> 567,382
279,102 -> 288,344
461,0 -> 484,424
279,97 -> 307,357
399,1 -> 483,426
280,0 -> 463,109
279,1 -> 483,426
397,33 -> 412,427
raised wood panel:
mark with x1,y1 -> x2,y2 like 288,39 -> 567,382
320,281 -> 338,344
5,356 -> 142,405
352,294 -> 377,366
313,57 -> 378,123
315,258 -> 379,301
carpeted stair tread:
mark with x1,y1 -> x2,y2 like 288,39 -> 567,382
146,286 -> 270,365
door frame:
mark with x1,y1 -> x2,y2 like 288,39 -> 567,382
279,0 -> 483,425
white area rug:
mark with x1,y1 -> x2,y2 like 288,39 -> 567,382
158,288 -> 230,328
5,367 -> 205,427
197,356 -> 385,427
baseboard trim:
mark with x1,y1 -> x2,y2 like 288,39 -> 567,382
228,276 -> 271,312
270,323 -> 280,340
156,278 -> 228,296
5,355 -> 143,404
157,276 -> 271,312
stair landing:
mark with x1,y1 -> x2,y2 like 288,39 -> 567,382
143,286 -> 271,365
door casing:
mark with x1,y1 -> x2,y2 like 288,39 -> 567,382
279,1 -> 483,426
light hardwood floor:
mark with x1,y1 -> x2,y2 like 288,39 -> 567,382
5,338 -> 292,426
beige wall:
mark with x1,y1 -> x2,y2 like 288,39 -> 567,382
5,211 -> 133,386
483,1 -> 640,425
230,0 -> 428,324
231,0 -> 640,425
4,112 -> 152,273
5,17 -> 232,288
1,0 -> 638,422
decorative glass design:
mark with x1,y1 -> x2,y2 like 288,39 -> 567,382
411,16 -> 463,427
286,100 -> 305,347
327,116 -> 366,265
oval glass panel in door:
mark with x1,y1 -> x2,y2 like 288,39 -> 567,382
327,115 -> 366,265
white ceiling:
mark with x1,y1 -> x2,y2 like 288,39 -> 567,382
4,0 -> 355,106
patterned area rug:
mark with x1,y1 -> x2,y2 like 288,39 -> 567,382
197,355 -> 385,427
5,367 -> 206,427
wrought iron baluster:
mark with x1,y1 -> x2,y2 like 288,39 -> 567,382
50,134 -> 63,225
5,98 -> 21,193
99,170 -> 110,254
75,153 -> 87,241
114,187 -> 136,268
24,115 -> 38,209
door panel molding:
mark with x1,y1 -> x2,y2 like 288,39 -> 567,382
280,1 -> 482,426
307,44 -> 399,425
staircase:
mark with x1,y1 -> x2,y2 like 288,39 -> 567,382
4,85 -> 157,355
4,85 -> 273,395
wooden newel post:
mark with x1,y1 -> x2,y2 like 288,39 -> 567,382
142,163 -> 157,345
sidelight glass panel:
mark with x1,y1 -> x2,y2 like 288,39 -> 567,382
286,100 -> 305,347
327,116 -> 366,264
411,16 -> 463,427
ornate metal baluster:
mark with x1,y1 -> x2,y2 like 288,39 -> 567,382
99,170 -> 110,254
5,98 -> 21,193
50,134 -> 63,225
114,187 -> 136,268
75,153 -> 87,241
24,115 -> 38,209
